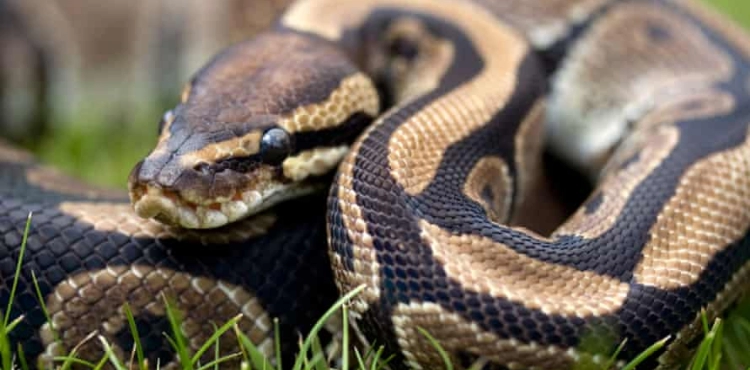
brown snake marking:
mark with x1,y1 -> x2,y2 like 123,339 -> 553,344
462,156 -> 513,223
3,0 -> 750,369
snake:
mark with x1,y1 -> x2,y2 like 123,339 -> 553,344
2,0 -> 750,369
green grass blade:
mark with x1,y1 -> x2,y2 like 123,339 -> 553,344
602,339 -> 627,370
621,336 -> 670,370
292,284 -> 366,370
690,317 -> 723,370
234,327 -> 251,368
0,318 -> 13,370
369,346 -> 384,370
309,333 -> 326,370
162,294 -> 192,370
710,318 -> 724,370
59,352 -> 82,370
378,354 -> 395,369
371,346 -> 394,370
31,270 -> 60,346
6,314 -> 24,333
164,334 -> 181,359
122,302 -> 147,370
196,352 -> 242,370
5,212 -> 32,328
234,324 -> 274,370
0,213 -> 33,370
92,353 -> 113,370
301,336 -> 311,369
54,356 -> 98,369
274,318 -> 283,370
58,331 -> 99,370
302,351 -> 326,370
0,314 -> 24,370
191,314 -> 242,364
692,341 -> 711,370
17,342 -> 29,370
417,327 -> 453,370
354,347 -> 367,370
98,336 -> 127,370
357,345 -> 374,366
213,322 -> 221,370
342,304 -> 351,370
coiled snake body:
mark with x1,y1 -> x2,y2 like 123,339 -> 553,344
4,0 -> 750,369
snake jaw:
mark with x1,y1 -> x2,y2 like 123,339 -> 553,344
129,180 -> 322,229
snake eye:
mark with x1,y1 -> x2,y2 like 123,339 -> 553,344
260,128 -> 293,165
388,36 -> 419,61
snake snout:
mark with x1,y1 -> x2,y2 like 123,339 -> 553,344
127,157 -> 188,226
128,149 -> 301,229
129,154 -> 249,229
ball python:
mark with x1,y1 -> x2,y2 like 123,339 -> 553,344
129,0 -> 750,368
4,0 -> 750,369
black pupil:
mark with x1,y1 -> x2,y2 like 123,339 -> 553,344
388,37 -> 419,60
260,128 -> 292,165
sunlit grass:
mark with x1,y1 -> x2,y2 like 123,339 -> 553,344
31,120 -> 157,189
709,0 -> 750,29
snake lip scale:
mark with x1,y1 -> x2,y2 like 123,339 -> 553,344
129,179 -> 308,229
3,0 -> 750,369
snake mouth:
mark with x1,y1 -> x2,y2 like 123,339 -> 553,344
129,182 -> 318,229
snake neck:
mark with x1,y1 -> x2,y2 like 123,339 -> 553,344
281,0 -> 546,210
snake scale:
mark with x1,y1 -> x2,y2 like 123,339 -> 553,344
2,0 -> 750,369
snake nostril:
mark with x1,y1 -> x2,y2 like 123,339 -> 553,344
193,162 -> 211,175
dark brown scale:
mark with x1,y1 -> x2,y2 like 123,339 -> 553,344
207,155 -> 263,174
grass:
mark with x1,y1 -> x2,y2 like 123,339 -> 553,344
1,213 -> 749,369
709,0 -> 750,29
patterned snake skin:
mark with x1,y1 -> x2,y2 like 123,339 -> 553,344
5,0 -> 750,369
0,145 -> 339,368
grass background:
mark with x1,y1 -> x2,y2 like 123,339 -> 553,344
24,0 -> 750,190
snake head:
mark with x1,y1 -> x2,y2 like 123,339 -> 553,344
128,31 -> 379,229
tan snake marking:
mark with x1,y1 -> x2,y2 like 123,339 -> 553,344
3,0 -> 750,369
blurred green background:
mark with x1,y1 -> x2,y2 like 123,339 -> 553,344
0,0 -> 749,189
